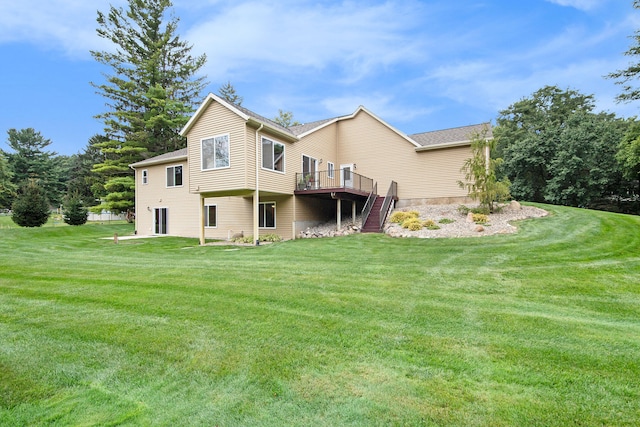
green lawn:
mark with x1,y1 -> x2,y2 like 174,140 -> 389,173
1,204 -> 639,426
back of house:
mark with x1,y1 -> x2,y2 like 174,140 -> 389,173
130,94 -> 491,243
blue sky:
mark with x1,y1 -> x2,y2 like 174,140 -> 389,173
1,0 -> 639,155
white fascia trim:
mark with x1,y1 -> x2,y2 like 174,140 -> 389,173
129,155 -> 188,169
180,93 -> 251,136
296,116 -> 346,138
414,140 -> 472,152
248,118 -> 298,143
298,105 -> 421,148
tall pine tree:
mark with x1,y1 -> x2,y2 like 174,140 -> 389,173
3,128 -> 68,207
90,0 -> 207,213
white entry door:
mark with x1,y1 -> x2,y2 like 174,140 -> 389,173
340,164 -> 354,188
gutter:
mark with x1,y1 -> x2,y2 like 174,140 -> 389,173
414,140 -> 472,152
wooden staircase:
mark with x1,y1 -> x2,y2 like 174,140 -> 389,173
361,196 -> 384,233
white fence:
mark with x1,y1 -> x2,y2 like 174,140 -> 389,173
87,211 -> 127,222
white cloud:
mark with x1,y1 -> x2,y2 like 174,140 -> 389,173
544,0 -> 604,11
319,94 -> 435,126
184,1 -> 427,82
0,0 -> 126,57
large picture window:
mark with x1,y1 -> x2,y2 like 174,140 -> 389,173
259,202 -> 276,228
166,165 -> 183,187
204,205 -> 217,227
202,134 -> 230,170
262,137 -> 284,172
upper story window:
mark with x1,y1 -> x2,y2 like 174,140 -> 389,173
327,162 -> 334,179
202,134 -> 230,170
142,169 -> 148,184
166,165 -> 183,187
262,137 -> 284,172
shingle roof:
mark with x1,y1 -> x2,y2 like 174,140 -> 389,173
410,123 -> 492,147
233,103 -> 295,137
288,117 -> 343,136
130,148 -> 187,168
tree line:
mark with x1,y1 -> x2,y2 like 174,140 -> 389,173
2,0 -> 640,227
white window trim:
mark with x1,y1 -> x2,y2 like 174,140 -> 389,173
166,165 -> 183,188
204,204 -> 218,228
142,169 -> 148,185
259,201 -> 276,229
261,136 -> 285,174
327,162 -> 334,179
154,207 -> 168,235
201,133 -> 231,171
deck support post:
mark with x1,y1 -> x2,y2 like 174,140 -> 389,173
253,190 -> 259,245
292,195 -> 297,240
336,198 -> 341,231
352,200 -> 356,223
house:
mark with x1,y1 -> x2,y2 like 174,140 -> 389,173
130,93 -> 491,244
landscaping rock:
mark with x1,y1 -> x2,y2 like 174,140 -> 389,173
384,203 -> 548,239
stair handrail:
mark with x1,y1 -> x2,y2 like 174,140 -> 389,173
361,182 -> 377,229
379,181 -> 397,230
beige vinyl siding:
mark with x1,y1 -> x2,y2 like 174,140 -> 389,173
203,196 -> 253,240
256,131 -> 294,195
336,110 -> 470,200
206,194 -> 296,240
135,160 -> 199,237
187,101 -> 249,194
289,123 -> 339,185
261,195 -> 294,240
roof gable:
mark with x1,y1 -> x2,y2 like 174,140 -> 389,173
411,123 -> 492,151
180,93 -> 297,141
292,106 -> 420,148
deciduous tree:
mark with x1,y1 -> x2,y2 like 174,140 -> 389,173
495,86 -> 631,209
495,86 -> 595,202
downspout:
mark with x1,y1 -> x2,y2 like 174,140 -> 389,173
254,124 -> 264,246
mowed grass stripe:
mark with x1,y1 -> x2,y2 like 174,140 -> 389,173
1,204 -> 639,425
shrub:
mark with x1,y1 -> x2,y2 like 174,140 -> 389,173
471,206 -> 490,215
402,217 -> 424,231
424,219 -> 440,230
11,180 -> 50,227
260,233 -> 282,242
457,205 -> 471,215
63,193 -> 88,226
232,234 -> 282,244
390,210 -> 418,223
439,218 -> 455,224
472,213 -> 489,224
423,219 -> 436,227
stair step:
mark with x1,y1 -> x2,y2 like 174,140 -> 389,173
362,196 -> 385,233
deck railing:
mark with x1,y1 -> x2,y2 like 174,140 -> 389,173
295,170 -> 374,194
361,182 -> 378,229
379,181 -> 398,229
